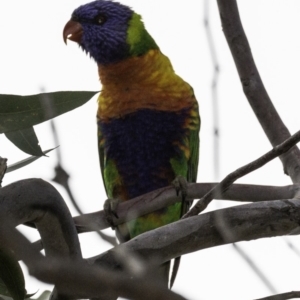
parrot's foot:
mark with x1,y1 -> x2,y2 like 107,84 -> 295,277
103,198 -> 120,230
172,175 -> 188,200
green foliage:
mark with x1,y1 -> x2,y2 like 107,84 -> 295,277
6,147 -> 58,173
0,91 -> 98,157
5,128 -> 43,157
0,90 -> 99,297
0,91 -> 98,134
0,248 -> 25,300
29,291 -> 51,300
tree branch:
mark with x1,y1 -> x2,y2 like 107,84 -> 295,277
204,0 -> 221,179
185,130 -> 300,217
0,221 -> 187,300
52,164 -> 117,246
73,182 -> 300,232
232,244 -> 276,294
90,199 -> 300,271
3,180 -> 300,299
13,180 -> 298,244
216,0 -> 300,183
0,179 -> 83,299
0,178 -> 81,260
255,291 -> 300,300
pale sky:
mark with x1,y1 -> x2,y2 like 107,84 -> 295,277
1,1 -> 300,299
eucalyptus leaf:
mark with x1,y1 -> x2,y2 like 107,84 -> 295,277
5,127 -> 43,156
0,294 -> 13,300
0,278 -> 11,298
0,249 -> 25,300
24,291 -> 37,299
6,147 -> 58,173
28,291 -> 50,300
0,91 -> 98,133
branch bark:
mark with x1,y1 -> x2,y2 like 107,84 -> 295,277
216,0 -> 300,183
0,178 -> 81,259
0,222 -> 187,300
2,179 -> 300,299
8,180 -> 298,244
0,178 -> 82,299
73,182 -> 300,232
90,199 -> 300,271
186,130 -> 300,217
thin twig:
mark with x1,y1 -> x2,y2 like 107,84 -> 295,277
52,164 -> 83,216
213,198 -> 277,294
184,130 -> 300,217
204,0 -> 221,180
233,244 -> 277,294
283,237 -> 300,259
255,291 -> 300,300
52,164 -> 117,246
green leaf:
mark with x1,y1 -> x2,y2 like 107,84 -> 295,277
0,293 -> 13,300
6,147 -> 58,173
24,292 -> 37,299
5,127 -> 43,156
27,291 -> 50,300
0,248 -> 25,300
0,278 -> 11,298
0,91 -> 98,133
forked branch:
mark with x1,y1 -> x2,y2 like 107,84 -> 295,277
216,0 -> 300,183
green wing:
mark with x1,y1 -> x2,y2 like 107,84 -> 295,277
98,126 -> 108,196
170,100 -> 200,287
187,109 -> 200,183
98,125 -> 123,200
184,100 -> 201,214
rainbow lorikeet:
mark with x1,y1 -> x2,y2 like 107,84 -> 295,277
63,0 -> 200,288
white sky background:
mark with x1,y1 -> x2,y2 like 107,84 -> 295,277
1,0 -> 300,299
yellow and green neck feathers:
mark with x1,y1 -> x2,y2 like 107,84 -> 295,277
127,13 -> 159,57
97,49 -> 195,120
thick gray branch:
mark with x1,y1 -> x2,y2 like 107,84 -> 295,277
0,178 -> 81,259
90,199 -> 300,270
2,180 -> 300,299
216,0 -> 300,183
74,183 -> 300,232
0,179 -> 82,299
0,223 -> 187,300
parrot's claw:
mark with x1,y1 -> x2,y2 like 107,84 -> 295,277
104,198 -> 120,230
172,175 -> 188,200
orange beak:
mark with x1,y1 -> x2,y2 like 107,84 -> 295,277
63,20 -> 83,44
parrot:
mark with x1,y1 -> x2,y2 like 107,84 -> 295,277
63,0 -> 200,290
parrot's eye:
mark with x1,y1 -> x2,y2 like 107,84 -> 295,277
95,14 -> 106,25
